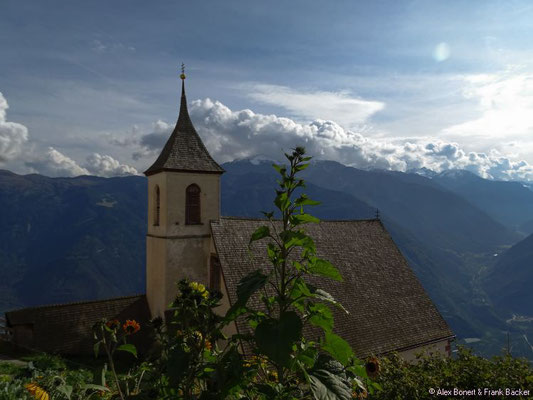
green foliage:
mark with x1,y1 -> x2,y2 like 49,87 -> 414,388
92,318 -> 142,399
216,147 -> 368,399
0,357 -> 110,400
372,347 -> 533,400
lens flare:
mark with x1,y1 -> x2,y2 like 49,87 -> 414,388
433,42 -> 451,62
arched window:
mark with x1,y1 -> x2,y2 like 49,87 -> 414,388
153,185 -> 160,226
185,184 -> 201,225
210,255 -> 221,291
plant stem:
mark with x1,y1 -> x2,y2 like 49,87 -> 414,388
104,342 -> 125,400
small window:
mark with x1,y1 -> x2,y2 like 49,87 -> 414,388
210,255 -> 221,291
185,184 -> 201,225
154,185 -> 160,226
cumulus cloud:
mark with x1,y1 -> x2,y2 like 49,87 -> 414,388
25,148 -> 138,177
26,147 -> 90,177
131,97 -> 533,181
84,153 -> 138,177
0,91 -> 138,178
246,84 -> 385,128
0,92 -> 29,162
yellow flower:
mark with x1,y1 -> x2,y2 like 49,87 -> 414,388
25,383 -> 50,400
189,281 -> 209,298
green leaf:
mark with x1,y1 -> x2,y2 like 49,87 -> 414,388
249,226 -> 270,244
272,163 -> 286,175
295,346 -> 318,368
274,191 -> 290,211
309,369 -> 353,400
295,194 -> 321,207
295,162 -> 310,172
117,343 -> 137,358
308,258 -> 343,281
292,278 -> 312,298
261,211 -> 274,219
226,270 -> 268,320
292,213 -> 320,225
266,243 -> 279,262
308,302 -> 334,333
255,311 -> 303,366
322,332 -> 354,366
281,230 -> 314,249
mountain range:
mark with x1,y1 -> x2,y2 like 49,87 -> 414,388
1,160 -> 532,359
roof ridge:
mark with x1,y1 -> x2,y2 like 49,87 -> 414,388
218,216 -> 381,223
6,294 -> 146,314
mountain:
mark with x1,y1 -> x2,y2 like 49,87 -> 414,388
301,161 -> 518,254
0,170 -> 147,312
0,161 -> 530,358
222,160 -> 516,341
484,233 -> 533,316
432,169 -> 533,233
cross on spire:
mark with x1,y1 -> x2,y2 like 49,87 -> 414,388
180,63 -> 186,80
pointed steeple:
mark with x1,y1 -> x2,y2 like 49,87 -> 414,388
144,67 -> 224,176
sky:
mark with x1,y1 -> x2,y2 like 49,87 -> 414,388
2,0 -> 533,180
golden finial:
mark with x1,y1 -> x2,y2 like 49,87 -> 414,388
180,63 -> 186,80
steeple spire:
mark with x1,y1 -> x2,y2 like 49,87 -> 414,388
144,67 -> 224,176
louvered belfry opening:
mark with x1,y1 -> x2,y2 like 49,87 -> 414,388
210,255 -> 221,291
185,184 -> 201,224
154,185 -> 160,226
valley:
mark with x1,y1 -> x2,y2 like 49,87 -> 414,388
1,160 -> 532,360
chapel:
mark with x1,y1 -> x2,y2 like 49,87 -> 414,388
5,72 -> 454,361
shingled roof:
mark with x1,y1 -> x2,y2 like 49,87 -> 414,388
5,295 -> 152,355
144,78 -> 224,176
210,217 -> 453,358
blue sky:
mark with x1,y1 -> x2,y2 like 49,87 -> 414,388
2,0 -> 533,180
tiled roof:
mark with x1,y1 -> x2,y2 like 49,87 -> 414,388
5,295 -> 152,355
144,80 -> 224,176
210,217 -> 453,358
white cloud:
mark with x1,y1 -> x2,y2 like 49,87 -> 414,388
166,98 -> 533,181
26,147 -> 90,177
246,84 -> 385,128
0,92 -> 29,163
84,153 -> 138,177
25,149 -> 138,178
444,69 -> 533,142
0,92 -> 138,177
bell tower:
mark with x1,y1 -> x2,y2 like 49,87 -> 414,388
144,68 -> 224,318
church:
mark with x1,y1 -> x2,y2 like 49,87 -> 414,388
5,73 -> 454,361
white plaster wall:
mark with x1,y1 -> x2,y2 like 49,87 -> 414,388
398,339 -> 450,363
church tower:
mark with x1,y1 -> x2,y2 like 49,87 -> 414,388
144,69 -> 224,318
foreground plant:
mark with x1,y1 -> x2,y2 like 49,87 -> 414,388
373,347 -> 533,400
220,147 -> 377,399
93,318 -> 141,399
148,279 -> 229,399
